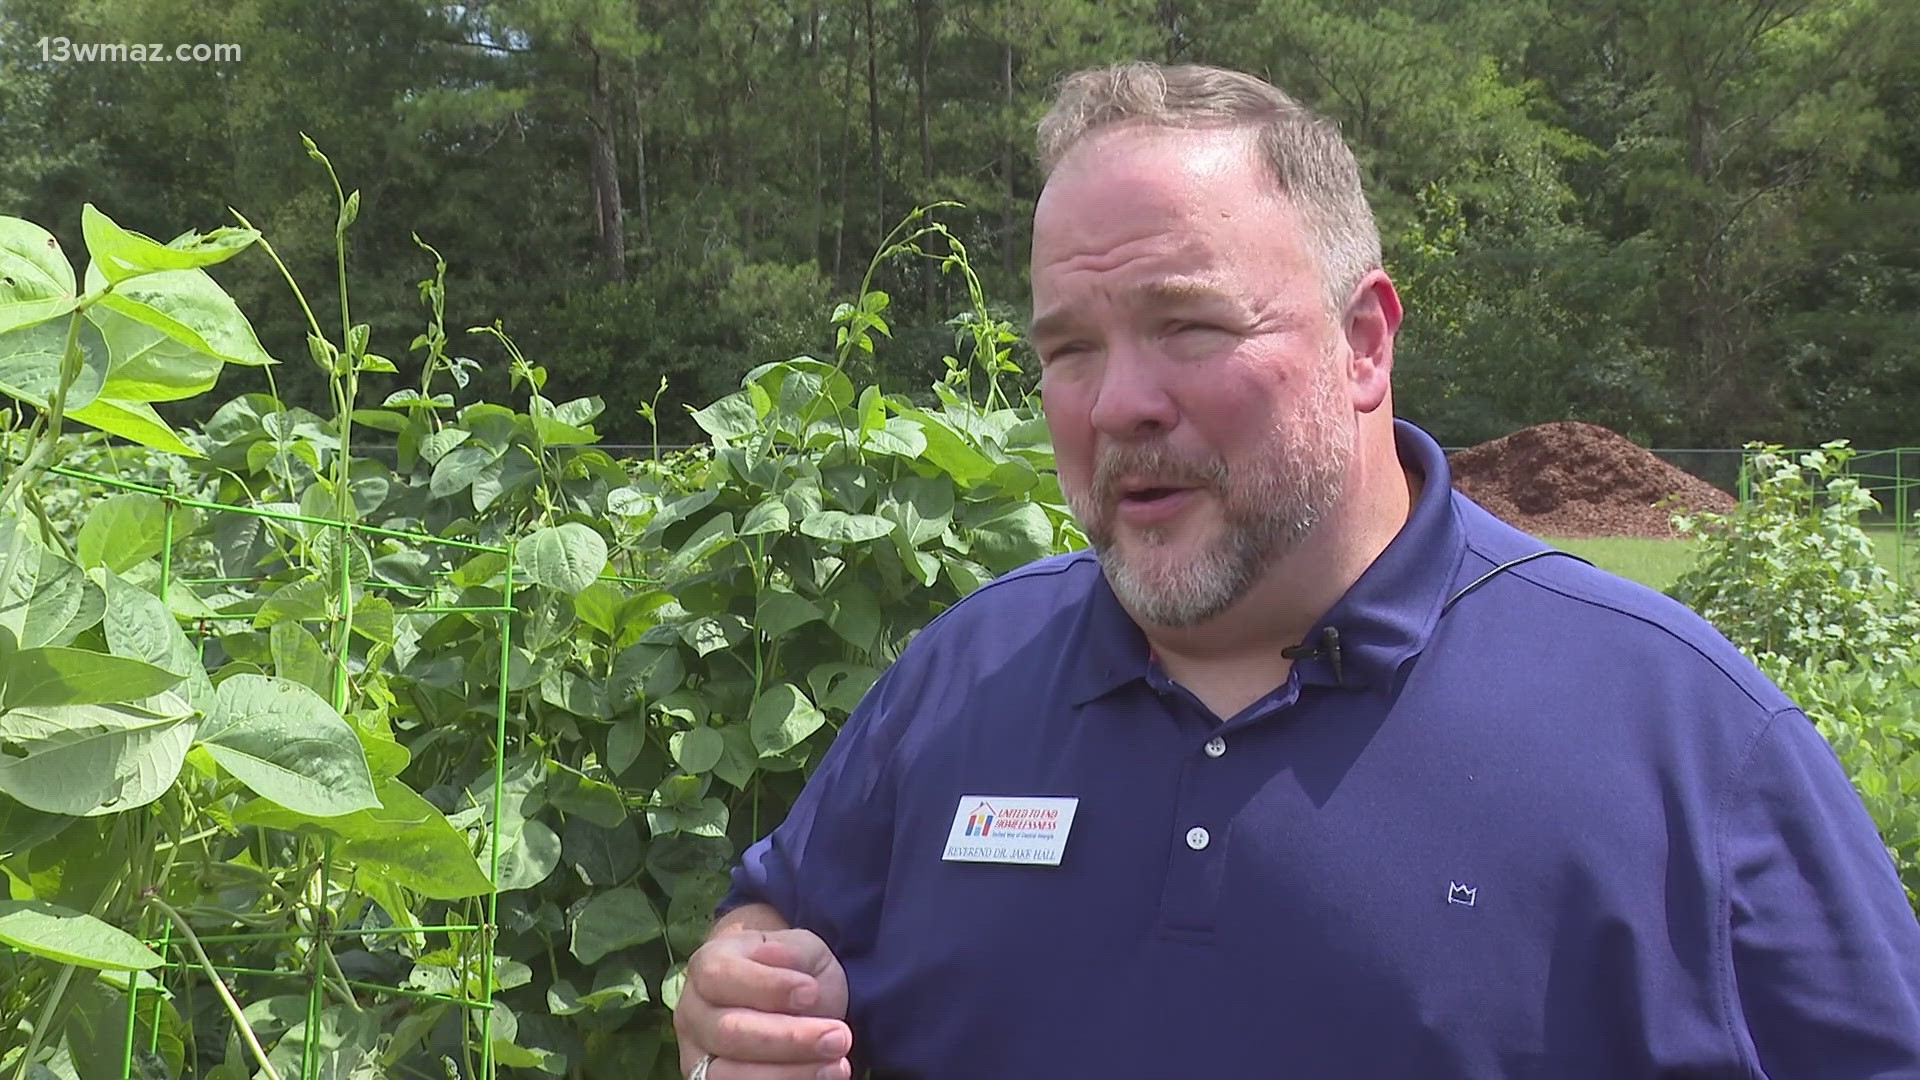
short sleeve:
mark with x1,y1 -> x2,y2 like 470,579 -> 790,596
1724,706 -> 1920,1073
714,659 -> 908,961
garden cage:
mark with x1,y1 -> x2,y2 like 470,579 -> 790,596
2,458 -> 519,1080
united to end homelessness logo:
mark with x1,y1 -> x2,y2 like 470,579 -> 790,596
965,801 -> 996,836
969,802 -> 1060,838
37,37 -> 242,63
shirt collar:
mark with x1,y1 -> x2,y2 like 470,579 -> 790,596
1066,417 -> 1467,703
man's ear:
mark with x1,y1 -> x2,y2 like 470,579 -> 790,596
1342,270 -> 1402,414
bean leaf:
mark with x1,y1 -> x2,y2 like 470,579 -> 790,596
4,647 -> 185,709
90,301 -> 224,403
236,779 -> 492,900
755,588 -> 823,639
22,550 -> 104,648
799,509 -> 893,545
689,389 -> 762,441
669,727 -> 725,774
65,397 -> 201,457
199,674 -> 378,817
81,203 -> 256,281
0,696 -> 195,816
515,523 -> 608,595
748,684 -> 826,757
0,900 -> 162,971
88,264 -> 273,367
76,493 -> 168,573
0,313 -> 107,411
0,216 -> 76,335
569,887 -> 663,964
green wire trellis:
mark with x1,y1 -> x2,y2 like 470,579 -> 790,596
25,460 -> 517,1080
1736,446 -> 1920,586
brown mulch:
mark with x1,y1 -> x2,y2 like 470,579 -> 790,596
1447,421 -> 1738,539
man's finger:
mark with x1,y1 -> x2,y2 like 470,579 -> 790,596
701,1056 -> 853,1080
744,933 -> 840,983
702,1008 -> 853,1065
735,945 -> 841,1014
689,942 -> 819,1013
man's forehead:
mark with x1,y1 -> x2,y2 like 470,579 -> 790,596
1048,122 -> 1261,188
1028,276 -> 1237,338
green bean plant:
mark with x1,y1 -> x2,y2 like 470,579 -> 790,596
0,139 -> 1086,1080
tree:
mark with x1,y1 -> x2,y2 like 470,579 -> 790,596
1544,0 -> 1904,442
10,0 -> 1919,449
447,0 -> 659,284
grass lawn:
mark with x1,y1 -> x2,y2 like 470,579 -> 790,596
1548,527 -> 1916,593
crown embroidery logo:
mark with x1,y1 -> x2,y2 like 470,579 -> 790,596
1447,881 -> 1477,907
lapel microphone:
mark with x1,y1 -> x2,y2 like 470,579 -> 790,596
1281,626 -> 1344,686
1268,551 -> 1597,692
1276,550 -> 1598,690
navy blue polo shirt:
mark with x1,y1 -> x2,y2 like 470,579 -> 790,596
719,419 -> 1920,1078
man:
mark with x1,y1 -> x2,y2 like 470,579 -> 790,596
673,62 -> 1920,1079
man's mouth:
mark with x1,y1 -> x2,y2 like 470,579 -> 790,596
1120,485 -> 1190,506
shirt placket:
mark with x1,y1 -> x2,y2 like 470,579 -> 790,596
1146,674 -> 1299,936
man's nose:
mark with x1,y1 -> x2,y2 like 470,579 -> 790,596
1087,345 -> 1178,439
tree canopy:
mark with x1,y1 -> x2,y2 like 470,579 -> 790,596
5,0 -> 1916,448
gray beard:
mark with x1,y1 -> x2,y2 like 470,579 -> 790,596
1071,375 -> 1356,628
1095,463 -> 1346,628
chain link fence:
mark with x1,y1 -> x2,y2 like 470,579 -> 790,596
1438,442 -> 1920,588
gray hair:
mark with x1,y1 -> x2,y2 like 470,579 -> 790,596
1036,62 -> 1381,318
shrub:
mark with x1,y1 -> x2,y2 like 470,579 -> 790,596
1763,649 -> 1920,907
1667,441 -> 1920,669
1668,441 -> 1920,907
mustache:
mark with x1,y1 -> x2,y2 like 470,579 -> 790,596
1089,444 -> 1227,501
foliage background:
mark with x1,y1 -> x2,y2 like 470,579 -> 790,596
5,0 -> 1920,449
0,183 -> 1074,1080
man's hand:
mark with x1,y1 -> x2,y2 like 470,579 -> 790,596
675,919 -> 853,1080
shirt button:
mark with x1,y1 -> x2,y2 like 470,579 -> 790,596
1185,827 -> 1211,851
1204,736 -> 1227,758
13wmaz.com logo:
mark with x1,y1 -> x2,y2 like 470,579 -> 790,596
36,37 -> 242,63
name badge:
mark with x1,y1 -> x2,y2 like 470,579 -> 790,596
942,794 -> 1079,865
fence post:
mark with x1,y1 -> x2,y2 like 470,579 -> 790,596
1899,448 -> 1910,585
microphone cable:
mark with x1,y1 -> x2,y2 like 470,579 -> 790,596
1284,548 -> 1595,687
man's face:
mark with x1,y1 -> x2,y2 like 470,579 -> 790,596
1029,125 -> 1357,629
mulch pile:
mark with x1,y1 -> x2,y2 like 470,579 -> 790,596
1447,420 -> 1738,539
